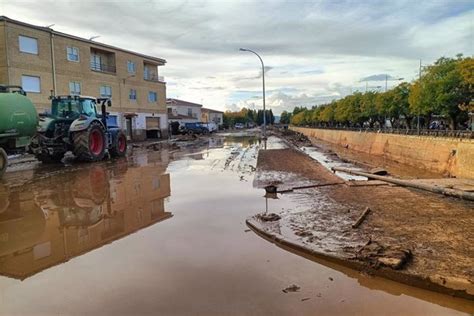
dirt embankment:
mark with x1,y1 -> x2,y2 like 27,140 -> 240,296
250,143 -> 474,300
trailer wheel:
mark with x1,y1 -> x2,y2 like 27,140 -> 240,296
0,148 -> 7,178
73,121 -> 106,162
110,131 -> 127,158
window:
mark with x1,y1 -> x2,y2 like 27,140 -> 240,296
188,108 -> 192,117
19,36 -> 38,54
21,75 -> 41,93
127,61 -> 136,74
148,91 -> 157,102
100,85 -> 112,98
81,99 -> 97,116
129,89 -> 137,100
69,81 -> 81,95
144,66 -> 149,79
91,54 -> 102,71
67,46 -> 79,62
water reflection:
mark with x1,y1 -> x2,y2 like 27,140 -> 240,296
0,160 -> 171,280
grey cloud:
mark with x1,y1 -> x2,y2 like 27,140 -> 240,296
360,74 -> 397,82
4,0 -> 471,113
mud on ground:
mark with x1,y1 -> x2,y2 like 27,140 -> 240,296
252,144 -> 474,300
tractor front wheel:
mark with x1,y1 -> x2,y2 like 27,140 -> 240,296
110,131 -> 127,158
73,121 -> 106,162
0,148 -> 7,178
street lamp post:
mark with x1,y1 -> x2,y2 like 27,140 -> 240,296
239,48 -> 266,139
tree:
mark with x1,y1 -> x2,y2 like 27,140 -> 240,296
280,111 -> 292,124
409,55 -> 472,129
360,92 -> 379,127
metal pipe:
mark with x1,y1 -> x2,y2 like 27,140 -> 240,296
4,21 -> 10,83
49,30 -> 57,95
331,166 -> 474,201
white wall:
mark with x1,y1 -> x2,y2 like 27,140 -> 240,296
108,112 -> 168,130
169,105 -> 201,120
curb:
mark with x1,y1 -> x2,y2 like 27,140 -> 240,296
246,217 -> 474,301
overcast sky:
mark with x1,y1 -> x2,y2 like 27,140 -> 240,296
3,0 -> 473,114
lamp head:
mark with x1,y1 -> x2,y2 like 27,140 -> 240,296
239,48 -> 247,52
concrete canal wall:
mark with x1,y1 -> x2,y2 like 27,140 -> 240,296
291,127 -> 474,179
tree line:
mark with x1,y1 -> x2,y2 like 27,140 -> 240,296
223,108 -> 275,128
281,55 -> 473,130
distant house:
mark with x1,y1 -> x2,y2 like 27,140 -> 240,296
201,108 -> 224,126
166,98 -> 202,126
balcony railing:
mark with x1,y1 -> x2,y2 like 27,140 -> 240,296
90,61 -> 116,74
144,74 -> 165,82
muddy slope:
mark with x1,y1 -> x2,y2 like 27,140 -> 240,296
251,146 -> 474,300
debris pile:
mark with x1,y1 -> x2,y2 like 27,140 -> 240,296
356,240 -> 412,270
256,213 -> 281,222
282,284 -> 300,293
281,130 -> 312,147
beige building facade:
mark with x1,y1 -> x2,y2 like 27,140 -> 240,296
201,108 -> 223,126
0,16 -> 168,140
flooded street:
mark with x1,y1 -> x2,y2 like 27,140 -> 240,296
0,133 -> 471,315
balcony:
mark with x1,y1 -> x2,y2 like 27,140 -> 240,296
90,48 -> 116,74
90,61 -> 116,74
144,74 -> 165,83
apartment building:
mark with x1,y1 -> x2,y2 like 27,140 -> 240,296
201,108 -> 223,126
166,98 -> 202,126
0,16 -> 168,140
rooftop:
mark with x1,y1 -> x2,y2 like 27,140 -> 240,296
202,107 -> 224,114
166,98 -> 202,108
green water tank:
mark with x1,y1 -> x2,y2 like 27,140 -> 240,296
0,89 -> 38,140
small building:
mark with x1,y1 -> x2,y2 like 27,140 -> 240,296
201,108 -> 224,127
0,16 -> 168,141
166,98 -> 202,126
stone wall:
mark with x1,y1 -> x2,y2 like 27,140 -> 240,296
291,127 -> 474,179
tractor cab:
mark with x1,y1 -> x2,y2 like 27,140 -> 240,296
51,96 -> 98,120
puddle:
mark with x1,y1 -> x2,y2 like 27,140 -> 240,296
302,146 -> 367,181
0,133 -> 471,315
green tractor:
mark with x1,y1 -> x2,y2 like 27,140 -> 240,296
0,85 -> 39,178
30,95 -> 127,163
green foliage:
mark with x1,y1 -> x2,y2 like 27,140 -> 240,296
280,110 -> 292,124
289,54 -> 473,130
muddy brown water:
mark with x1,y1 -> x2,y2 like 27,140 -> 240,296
0,134 -> 472,315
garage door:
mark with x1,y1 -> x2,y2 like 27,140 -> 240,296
146,117 -> 160,130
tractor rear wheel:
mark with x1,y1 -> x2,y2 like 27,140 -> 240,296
110,131 -> 127,158
73,121 -> 106,162
0,148 -> 7,178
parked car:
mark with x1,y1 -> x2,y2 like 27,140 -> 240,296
235,123 -> 244,129
182,122 -> 209,135
201,122 -> 218,133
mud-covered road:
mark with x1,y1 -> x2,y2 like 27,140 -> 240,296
0,132 -> 472,315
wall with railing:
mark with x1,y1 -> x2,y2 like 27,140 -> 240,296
291,125 -> 473,139
290,126 -> 474,179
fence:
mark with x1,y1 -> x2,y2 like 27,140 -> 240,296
293,125 -> 473,139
